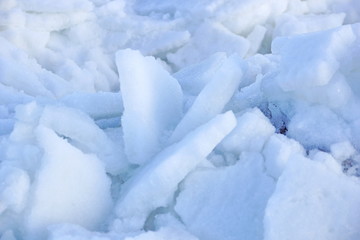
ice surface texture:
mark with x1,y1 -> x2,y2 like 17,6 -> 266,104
1,0 -> 360,240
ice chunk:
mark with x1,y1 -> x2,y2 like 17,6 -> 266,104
287,105 -> 347,150
167,22 -> 249,69
170,54 -> 242,143
173,52 -> 227,96
113,111 -> 236,232
246,25 -> 267,56
60,92 -> 123,120
116,49 -> 183,165
25,127 -> 112,238
263,134 -> 305,179
264,155 -> 360,240
175,152 -> 275,240
0,166 -> 30,214
272,25 -> 356,91
219,108 -> 275,154
39,105 -> 127,175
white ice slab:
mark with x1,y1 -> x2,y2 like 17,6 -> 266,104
116,49 -> 183,165
113,111 -> 236,232
170,54 -> 242,143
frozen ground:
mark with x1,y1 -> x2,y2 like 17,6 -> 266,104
0,0 -> 360,239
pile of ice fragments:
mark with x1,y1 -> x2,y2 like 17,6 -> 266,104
1,0 -> 360,239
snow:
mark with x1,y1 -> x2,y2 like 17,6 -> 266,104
1,0 -> 360,239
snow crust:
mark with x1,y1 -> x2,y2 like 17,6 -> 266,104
1,0 -> 360,239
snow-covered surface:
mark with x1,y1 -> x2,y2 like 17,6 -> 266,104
1,0 -> 360,239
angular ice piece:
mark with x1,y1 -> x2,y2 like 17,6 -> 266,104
0,166 -> 30,214
175,152 -> 275,240
272,25 -> 356,91
287,105 -> 347,150
116,49 -> 183,165
263,134 -> 305,179
246,25 -> 267,56
39,105 -> 127,175
60,92 -> 123,120
264,155 -> 360,240
114,111 -> 237,232
173,52 -> 227,96
167,22 -> 249,69
25,127 -> 112,238
219,108 -> 275,154
170,54 -> 242,143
